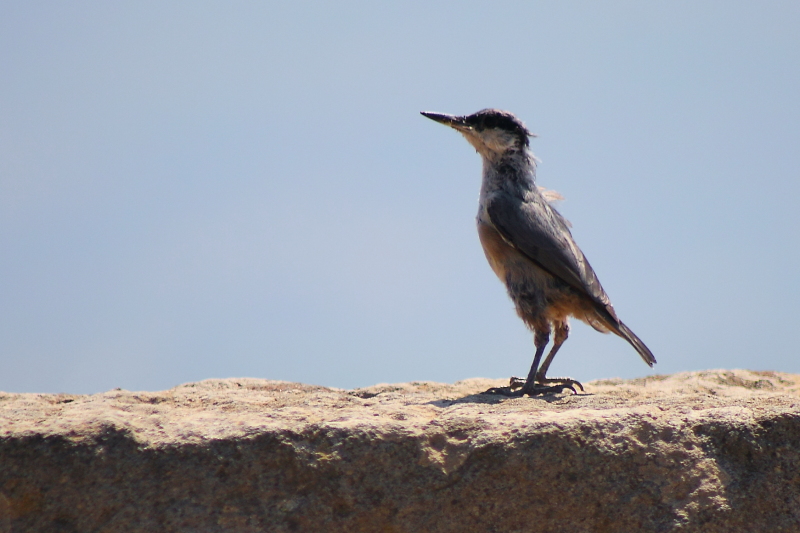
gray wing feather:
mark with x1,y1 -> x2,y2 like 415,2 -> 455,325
485,191 -> 618,321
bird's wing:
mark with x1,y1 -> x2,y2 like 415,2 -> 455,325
485,191 -> 618,321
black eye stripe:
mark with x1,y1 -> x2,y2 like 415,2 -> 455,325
482,115 -> 514,131
465,110 -> 527,133
463,109 -> 531,145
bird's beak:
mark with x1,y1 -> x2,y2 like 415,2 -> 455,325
420,111 -> 468,130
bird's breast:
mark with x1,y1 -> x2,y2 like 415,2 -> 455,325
477,218 -> 521,282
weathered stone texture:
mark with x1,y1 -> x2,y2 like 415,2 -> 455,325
2,370 -> 800,532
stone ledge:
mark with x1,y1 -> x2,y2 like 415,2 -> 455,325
2,370 -> 800,532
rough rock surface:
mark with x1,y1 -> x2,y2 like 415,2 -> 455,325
2,369 -> 800,532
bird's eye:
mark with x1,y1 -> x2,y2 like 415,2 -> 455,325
482,116 -> 500,130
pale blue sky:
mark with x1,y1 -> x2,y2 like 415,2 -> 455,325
2,2 -> 799,393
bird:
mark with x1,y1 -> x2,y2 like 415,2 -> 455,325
421,109 -> 655,396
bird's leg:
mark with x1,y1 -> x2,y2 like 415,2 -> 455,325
516,329 -> 548,390
534,322 -> 583,392
483,328 -> 575,396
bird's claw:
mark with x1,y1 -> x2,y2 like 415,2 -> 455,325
482,375 -> 583,396
509,376 -> 526,389
538,376 -> 584,392
481,382 -> 577,397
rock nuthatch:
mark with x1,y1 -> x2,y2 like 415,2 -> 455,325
422,109 -> 655,396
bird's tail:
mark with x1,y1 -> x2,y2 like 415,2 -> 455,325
615,320 -> 656,367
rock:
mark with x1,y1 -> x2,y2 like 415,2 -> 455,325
2,369 -> 800,532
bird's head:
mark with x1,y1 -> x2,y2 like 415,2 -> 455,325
421,108 -> 533,160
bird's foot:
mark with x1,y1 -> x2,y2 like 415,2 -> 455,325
509,376 -> 526,389
482,378 -> 577,397
536,376 -> 584,393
